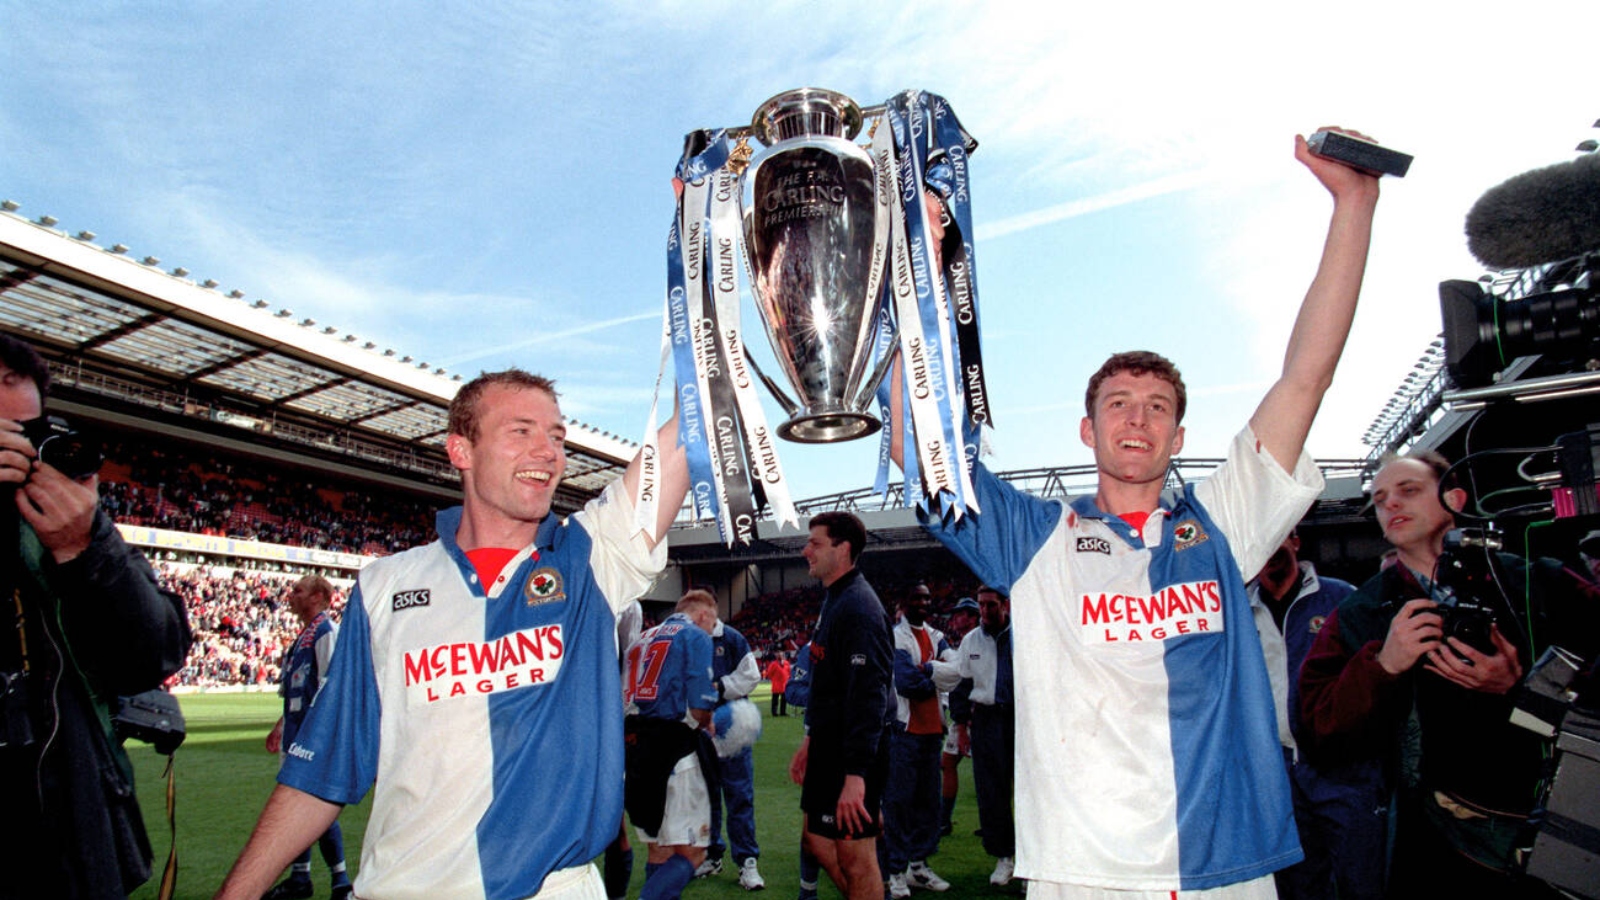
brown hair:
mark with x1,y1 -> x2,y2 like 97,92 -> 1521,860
447,369 -> 559,441
0,333 -> 50,399
1084,351 -> 1187,424
808,511 -> 868,563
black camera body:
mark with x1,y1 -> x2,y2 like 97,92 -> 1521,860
111,689 -> 186,756
19,415 -> 103,480
1435,595 -> 1499,656
1429,528 -> 1515,659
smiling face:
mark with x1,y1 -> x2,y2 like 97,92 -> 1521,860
802,525 -> 852,587
902,587 -> 932,626
447,384 -> 567,539
1080,370 -> 1185,491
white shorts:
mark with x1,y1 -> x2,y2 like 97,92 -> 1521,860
521,863 -> 607,900
634,751 -> 711,848
1023,874 -> 1277,900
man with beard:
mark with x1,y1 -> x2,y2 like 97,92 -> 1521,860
1247,530 -> 1382,899
882,583 -> 955,897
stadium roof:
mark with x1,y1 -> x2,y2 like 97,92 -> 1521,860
0,202 -> 634,513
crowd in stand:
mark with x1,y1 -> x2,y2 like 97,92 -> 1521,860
97,435 -> 435,555
160,564 -> 348,689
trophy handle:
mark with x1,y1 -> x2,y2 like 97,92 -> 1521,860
742,348 -> 802,417
853,329 -> 900,412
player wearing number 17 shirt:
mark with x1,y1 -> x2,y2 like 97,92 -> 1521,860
218,370 -> 690,900
623,590 -> 720,900
893,128 -> 1382,899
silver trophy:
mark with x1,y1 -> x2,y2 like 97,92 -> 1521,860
739,88 -> 894,443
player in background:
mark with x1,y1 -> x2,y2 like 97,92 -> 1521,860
624,589 -> 720,900
261,575 -> 353,900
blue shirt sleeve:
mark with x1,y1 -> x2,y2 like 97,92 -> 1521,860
786,643 -> 812,708
687,629 -> 717,712
278,584 -> 381,806
919,462 -> 1061,594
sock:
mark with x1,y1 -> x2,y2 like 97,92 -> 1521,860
604,843 -> 634,899
640,855 -> 696,900
799,841 -> 819,884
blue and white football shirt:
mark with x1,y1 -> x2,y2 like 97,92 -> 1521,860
280,480 -> 664,900
625,612 -> 716,724
924,428 -> 1317,891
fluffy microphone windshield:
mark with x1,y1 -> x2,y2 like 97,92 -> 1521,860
1466,153 -> 1600,270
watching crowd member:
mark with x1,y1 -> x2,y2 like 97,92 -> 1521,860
1247,529 -> 1382,899
1300,451 -> 1600,898
883,583 -> 955,897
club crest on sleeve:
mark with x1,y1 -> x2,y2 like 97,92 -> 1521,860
1173,520 -> 1209,550
392,589 -> 431,612
526,567 -> 567,606
1309,615 -> 1327,634
1075,536 -> 1111,555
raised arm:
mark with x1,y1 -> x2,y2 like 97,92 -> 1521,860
622,409 -> 689,547
1248,127 -> 1381,472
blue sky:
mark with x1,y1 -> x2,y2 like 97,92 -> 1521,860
4,1 -> 1596,500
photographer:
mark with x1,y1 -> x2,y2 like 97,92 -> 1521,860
1300,450 -> 1600,898
0,333 -> 191,898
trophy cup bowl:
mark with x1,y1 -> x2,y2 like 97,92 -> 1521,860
740,88 -> 888,444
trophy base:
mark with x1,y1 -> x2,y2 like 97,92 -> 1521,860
778,410 -> 881,444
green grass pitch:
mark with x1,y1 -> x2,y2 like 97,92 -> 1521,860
128,689 -> 1013,899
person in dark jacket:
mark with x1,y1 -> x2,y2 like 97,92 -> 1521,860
787,512 -> 893,900
1300,451 -> 1600,898
0,333 -> 192,899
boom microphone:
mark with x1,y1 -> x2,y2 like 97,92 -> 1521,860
1465,153 -> 1600,270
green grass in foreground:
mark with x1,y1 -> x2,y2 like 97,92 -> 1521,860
129,690 -> 1016,899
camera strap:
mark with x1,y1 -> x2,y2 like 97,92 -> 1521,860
20,521 -> 182,898
155,753 -> 178,900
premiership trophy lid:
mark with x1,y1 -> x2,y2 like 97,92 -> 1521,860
749,88 -> 864,145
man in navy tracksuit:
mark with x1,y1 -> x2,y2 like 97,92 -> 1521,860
696,617 -> 766,890
1248,529 -> 1383,900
